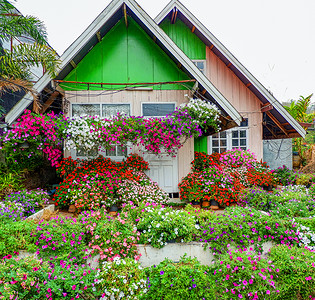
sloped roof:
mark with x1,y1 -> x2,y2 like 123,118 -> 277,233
5,0 -> 242,128
155,0 -> 306,139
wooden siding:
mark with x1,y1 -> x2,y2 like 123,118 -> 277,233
65,89 -> 194,185
206,48 -> 263,159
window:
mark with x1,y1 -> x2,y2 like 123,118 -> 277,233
72,104 -> 100,116
71,103 -> 131,160
192,60 -> 206,75
142,103 -> 175,117
209,119 -> 248,154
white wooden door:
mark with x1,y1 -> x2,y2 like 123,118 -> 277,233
143,154 -> 178,193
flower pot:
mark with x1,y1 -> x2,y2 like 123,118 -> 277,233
68,204 -> 76,213
109,211 -> 118,217
210,200 -> 219,210
202,201 -> 210,207
191,201 -> 201,209
109,204 -> 118,217
109,204 -> 118,212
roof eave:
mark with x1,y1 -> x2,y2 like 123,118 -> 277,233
155,0 -> 305,138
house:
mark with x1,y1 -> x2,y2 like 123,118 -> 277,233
5,0 -> 305,194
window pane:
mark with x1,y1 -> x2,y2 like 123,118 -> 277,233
240,146 -> 247,150
220,148 -> 226,153
220,131 -> 226,138
240,130 -> 247,138
232,139 -> 239,147
240,119 -> 248,127
240,139 -> 246,146
106,148 -> 116,157
116,145 -> 127,156
212,133 -> 219,138
102,104 -> 130,118
142,103 -> 175,116
212,148 -> 219,153
213,140 -> 219,147
232,131 -> 239,138
77,147 -> 98,157
72,104 -> 100,116
220,140 -> 227,147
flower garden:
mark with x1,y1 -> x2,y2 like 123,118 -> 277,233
0,100 -> 315,299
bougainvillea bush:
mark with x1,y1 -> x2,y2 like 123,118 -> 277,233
179,149 -> 274,206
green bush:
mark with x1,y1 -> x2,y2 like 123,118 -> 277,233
269,245 -> 315,299
142,255 -> 215,300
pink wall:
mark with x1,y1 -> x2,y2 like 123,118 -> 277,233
206,48 -> 263,159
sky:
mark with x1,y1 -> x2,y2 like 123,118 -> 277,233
13,0 -> 315,103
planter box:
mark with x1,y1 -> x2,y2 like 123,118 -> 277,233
26,204 -> 55,221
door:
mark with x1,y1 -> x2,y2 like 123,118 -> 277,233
143,153 -> 178,193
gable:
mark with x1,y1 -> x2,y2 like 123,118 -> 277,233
160,17 -> 205,60
62,17 -> 191,91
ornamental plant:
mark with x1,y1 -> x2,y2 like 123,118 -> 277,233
0,256 -> 46,299
219,148 -> 257,168
3,189 -> 49,217
202,165 -> 243,206
191,151 -> 221,172
198,206 -> 299,255
125,153 -> 149,172
212,247 -> 281,299
271,165 -> 297,185
142,255 -> 216,300
80,210 -> 141,261
117,171 -> 169,205
268,245 -> 315,299
178,171 -> 203,203
31,215 -> 89,262
0,220 -> 37,259
38,257 -> 98,300
97,257 -> 147,300
136,205 -> 198,248
1,110 -> 65,168
174,98 -> 221,133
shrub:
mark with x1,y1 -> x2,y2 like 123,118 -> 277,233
268,245 -> 315,299
178,171 -> 203,203
117,171 -> 169,205
0,220 -> 37,258
81,210 -> 141,261
3,189 -> 49,217
125,153 -> 149,172
191,151 -> 220,172
31,215 -> 89,262
271,165 -> 297,186
97,257 -> 146,299
142,255 -> 215,299
137,205 -> 198,248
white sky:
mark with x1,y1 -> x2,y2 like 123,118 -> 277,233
13,0 -> 315,103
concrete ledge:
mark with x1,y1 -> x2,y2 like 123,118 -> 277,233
26,204 -> 55,220
137,242 -> 214,267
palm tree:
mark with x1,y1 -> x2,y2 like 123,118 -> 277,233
284,94 -> 315,165
0,0 -> 60,112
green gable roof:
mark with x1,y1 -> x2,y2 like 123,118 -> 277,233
160,17 -> 205,60
62,17 -> 191,91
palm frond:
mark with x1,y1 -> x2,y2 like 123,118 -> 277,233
0,0 -> 47,44
0,43 -> 60,79
0,76 -> 41,113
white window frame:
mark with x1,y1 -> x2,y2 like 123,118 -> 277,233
141,102 -> 176,118
71,103 -> 131,161
192,60 -> 206,75
208,121 -> 249,154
